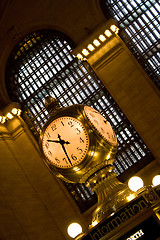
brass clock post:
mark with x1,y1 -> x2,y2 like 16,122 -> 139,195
39,98 -> 134,231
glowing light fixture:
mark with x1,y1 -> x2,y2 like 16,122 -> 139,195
76,53 -> 83,60
75,24 -> 119,61
128,176 -> 144,192
93,39 -> 100,47
92,220 -> 98,227
82,49 -> 89,56
0,116 -> 6,124
152,175 -> 160,186
0,108 -> 21,124
11,108 -> 18,115
67,223 -> 82,238
17,109 -> 22,116
99,34 -> 106,42
110,25 -> 119,33
104,30 -> 112,37
87,44 -> 95,51
6,112 -> 14,119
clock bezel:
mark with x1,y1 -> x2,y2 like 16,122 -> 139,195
40,116 -> 90,169
39,105 -> 97,174
83,105 -> 117,146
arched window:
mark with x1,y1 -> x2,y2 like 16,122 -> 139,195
5,29 -> 154,212
100,0 -> 160,89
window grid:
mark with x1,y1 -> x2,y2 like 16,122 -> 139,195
6,30 -> 154,212
101,0 -> 160,89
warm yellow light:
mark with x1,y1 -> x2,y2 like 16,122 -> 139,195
73,166 -> 80,172
87,44 -> 95,51
126,193 -> 136,202
82,49 -> 89,56
77,53 -> 83,60
17,109 -> 22,116
104,30 -> 112,37
110,25 -> 119,33
106,152 -> 111,160
11,108 -> 18,115
67,223 -> 82,238
128,176 -> 144,192
152,175 -> 160,186
0,116 -> 6,123
93,39 -> 100,47
99,34 -> 106,42
6,112 -> 14,119
92,220 -> 98,227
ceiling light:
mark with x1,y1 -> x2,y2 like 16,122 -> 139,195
152,175 -> 160,186
82,49 -> 89,56
6,112 -> 14,119
128,176 -> 144,192
104,30 -> 112,37
77,53 -> 83,60
67,223 -> 82,238
11,108 -> 18,115
99,34 -> 106,42
87,44 -> 95,51
93,39 -> 100,47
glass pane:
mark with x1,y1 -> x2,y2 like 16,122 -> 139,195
101,0 -> 160,89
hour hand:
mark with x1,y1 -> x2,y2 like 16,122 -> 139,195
57,134 -> 70,145
47,140 -> 60,143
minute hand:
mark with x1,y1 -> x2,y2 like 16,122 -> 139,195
58,134 -> 72,166
61,144 -> 72,166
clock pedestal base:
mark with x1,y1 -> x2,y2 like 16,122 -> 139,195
85,165 -> 134,225
76,185 -> 160,240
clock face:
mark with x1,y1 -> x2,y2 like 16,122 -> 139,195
84,106 -> 117,145
41,117 -> 89,168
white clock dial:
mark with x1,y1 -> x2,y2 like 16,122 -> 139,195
42,117 -> 89,168
84,106 -> 117,145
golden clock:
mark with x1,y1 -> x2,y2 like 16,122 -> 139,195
41,116 -> 89,168
39,103 -> 117,183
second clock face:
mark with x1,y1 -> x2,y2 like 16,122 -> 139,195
41,117 -> 89,168
84,106 -> 117,145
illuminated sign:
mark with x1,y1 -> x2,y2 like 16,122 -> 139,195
82,195 -> 160,240
84,196 -> 149,240
126,229 -> 144,240
118,216 -> 160,240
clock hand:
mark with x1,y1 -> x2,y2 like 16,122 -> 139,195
47,140 -> 61,143
57,134 -> 72,166
61,144 -> 73,166
47,139 -> 70,144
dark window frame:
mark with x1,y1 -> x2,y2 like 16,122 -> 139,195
5,29 -> 154,212
100,0 -> 160,89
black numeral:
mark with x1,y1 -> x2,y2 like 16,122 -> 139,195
89,113 -> 95,118
101,128 -> 105,134
63,158 -> 68,164
48,151 -> 52,156
71,154 -> 77,161
45,142 -> 49,149
55,157 -> 60,163
106,132 -> 110,138
112,132 -> 116,140
68,121 -> 74,127
94,119 -> 98,125
75,128 -> 81,135
51,124 -> 57,131
77,147 -> 83,154
61,121 -> 64,126
80,137 -> 84,143
46,132 -> 51,138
